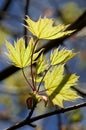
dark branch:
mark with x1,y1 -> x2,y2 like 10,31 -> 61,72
0,66 -> 19,80
0,0 -> 13,20
23,0 -> 30,47
6,102 -> 86,130
72,86 -> 86,97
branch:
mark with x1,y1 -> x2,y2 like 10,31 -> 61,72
23,0 -> 30,47
6,102 -> 86,130
72,86 -> 86,97
0,66 -> 19,81
0,0 -> 13,20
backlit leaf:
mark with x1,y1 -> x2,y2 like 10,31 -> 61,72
36,53 -> 48,74
44,65 -> 81,108
6,37 -> 42,68
24,16 -> 74,40
50,48 -> 76,65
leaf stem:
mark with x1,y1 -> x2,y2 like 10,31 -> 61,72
37,65 -> 51,92
22,68 -> 34,91
30,39 -> 39,91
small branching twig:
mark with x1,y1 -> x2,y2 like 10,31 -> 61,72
23,0 -> 30,47
6,102 -> 86,130
27,102 -> 37,119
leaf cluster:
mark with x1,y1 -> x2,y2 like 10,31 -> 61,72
5,16 -> 81,108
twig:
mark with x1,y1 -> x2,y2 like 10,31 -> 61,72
0,0 -> 12,20
30,39 -> 39,91
27,103 -> 37,119
72,86 -> 86,97
37,65 -> 51,92
26,102 -> 37,127
22,68 -> 34,90
23,0 -> 30,47
6,102 -> 86,130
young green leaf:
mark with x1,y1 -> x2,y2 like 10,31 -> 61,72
6,37 -> 42,68
24,16 -> 74,40
44,65 -> 64,91
36,53 -> 48,74
44,65 -> 81,108
50,48 -> 76,66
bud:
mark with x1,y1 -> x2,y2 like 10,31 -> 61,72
26,97 -> 34,109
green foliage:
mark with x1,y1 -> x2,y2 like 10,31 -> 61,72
6,38 -> 43,68
5,16 -> 81,108
50,48 -> 76,65
44,65 -> 80,107
36,53 -> 48,74
24,16 -> 74,39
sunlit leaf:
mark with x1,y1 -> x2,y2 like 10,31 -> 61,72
50,48 -> 76,65
24,16 -> 73,40
6,37 -> 42,68
44,65 -> 64,88
36,53 -> 48,74
44,65 -> 81,108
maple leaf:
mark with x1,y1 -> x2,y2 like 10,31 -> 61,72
6,37 -> 42,68
50,48 -> 76,65
36,53 -> 48,74
24,16 -> 73,40
44,65 -> 81,108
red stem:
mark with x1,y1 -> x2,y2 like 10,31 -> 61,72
37,65 -> 51,92
22,68 -> 34,91
30,39 -> 39,91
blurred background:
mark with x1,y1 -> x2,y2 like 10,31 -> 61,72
0,0 -> 86,130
